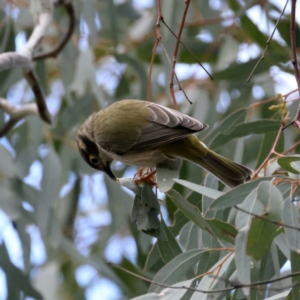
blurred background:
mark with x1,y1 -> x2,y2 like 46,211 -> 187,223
0,0 -> 298,299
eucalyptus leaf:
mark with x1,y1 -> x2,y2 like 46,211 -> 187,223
149,249 -> 208,293
0,243 -> 43,300
277,155 -> 300,174
0,145 -> 16,178
190,253 -> 235,300
210,120 -> 281,149
132,279 -> 193,300
174,178 -> 224,199
131,185 -> 160,232
36,148 -> 62,236
157,159 -> 182,192
209,178 -> 272,211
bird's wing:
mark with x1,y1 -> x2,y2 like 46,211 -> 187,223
94,101 -> 207,154
130,102 -> 207,151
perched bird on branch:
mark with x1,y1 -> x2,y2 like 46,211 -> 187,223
77,99 -> 252,188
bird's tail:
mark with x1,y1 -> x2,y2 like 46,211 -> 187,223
197,149 -> 252,188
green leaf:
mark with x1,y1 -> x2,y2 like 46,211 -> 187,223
263,291 -> 290,300
149,249 -> 209,293
132,279 -> 193,300
235,228 -> 251,296
58,92 -> 95,134
206,219 -> 238,241
157,159 -> 182,192
115,54 -> 148,99
173,178 -> 224,199
246,182 -> 283,260
179,222 -> 199,251
36,148 -> 62,236
157,220 -> 182,263
246,218 -> 276,260
0,182 -> 21,220
213,58 -> 270,81
190,253 -> 235,299
209,178 -> 271,210
256,131 -> 279,169
210,120 -> 281,149
0,145 -> 16,178
167,190 -> 209,231
0,243 -> 43,300
202,174 -> 219,217
168,190 -> 235,244
282,196 -> 300,300
277,155 -> 300,174
170,191 -> 202,237
105,176 -> 133,231
144,242 -> 165,272
203,108 -> 247,146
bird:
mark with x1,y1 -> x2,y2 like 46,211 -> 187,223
76,99 -> 252,188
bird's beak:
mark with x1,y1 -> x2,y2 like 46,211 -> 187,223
104,162 -> 118,182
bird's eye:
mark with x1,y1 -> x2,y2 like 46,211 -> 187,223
90,156 -> 99,164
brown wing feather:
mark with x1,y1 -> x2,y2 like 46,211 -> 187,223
130,102 -> 207,151
94,100 -> 207,154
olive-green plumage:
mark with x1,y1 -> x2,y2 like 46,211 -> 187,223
77,99 -> 252,188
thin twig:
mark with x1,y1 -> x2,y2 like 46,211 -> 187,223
160,43 -> 192,104
108,257 -> 237,294
0,119 -> 18,137
0,0 -> 53,134
234,206 -> 300,232
147,0 -> 162,102
33,0 -> 75,60
23,70 -> 52,123
108,260 -> 300,293
161,19 -> 212,80
0,98 -> 38,137
252,123 -> 283,178
185,15 -> 235,27
247,0 -> 289,82
169,0 -> 190,109
282,139 -> 300,155
289,0 -> 300,129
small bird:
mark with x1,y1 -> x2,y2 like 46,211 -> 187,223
77,100 -> 252,188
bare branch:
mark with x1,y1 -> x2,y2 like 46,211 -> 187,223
234,206 -> 300,232
161,19 -> 212,80
0,10 -> 53,71
23,70 -> 52,123
252,122 -> 284,178
0,98 -> 38,137
33,0 -> 75,61
0,0 -> 53,133
0,52 -> 30,72
147,0 -> 163,102
288,0 -> 300,129
169,0 -> 190,109
108,259 -> 300,294
161,43 -> 192,104
247,0 -> 289,82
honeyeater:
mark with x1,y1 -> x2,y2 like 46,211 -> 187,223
76,99 -> 252,188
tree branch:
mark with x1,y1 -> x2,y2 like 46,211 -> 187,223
0,98 -> 38,137
0,0 -> 53,134
33,0 -> 75,61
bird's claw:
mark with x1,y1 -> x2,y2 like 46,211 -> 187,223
133,168 -> 157,186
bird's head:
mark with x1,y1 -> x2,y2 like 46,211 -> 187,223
76,114 -> 117,181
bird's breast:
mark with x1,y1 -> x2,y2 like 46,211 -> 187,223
100,147 -> 169,167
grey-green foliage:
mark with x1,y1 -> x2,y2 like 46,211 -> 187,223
0,0 -> 299,299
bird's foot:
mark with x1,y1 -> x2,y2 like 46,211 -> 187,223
134,168 -> 157,186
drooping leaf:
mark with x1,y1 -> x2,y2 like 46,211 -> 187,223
277,155 -> 300,174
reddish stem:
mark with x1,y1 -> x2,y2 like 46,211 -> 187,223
169,0 -> 190,109
147,0 -> 162,102
290,0 -> 300,128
